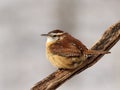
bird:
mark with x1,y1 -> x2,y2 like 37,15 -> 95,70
41,30 -> 110,69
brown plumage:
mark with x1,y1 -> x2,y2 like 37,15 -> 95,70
42,30 -> 110,69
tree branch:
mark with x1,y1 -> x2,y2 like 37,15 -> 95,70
31,21 -> 120,90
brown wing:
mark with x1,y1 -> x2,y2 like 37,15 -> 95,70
50,42 -> 81,57
49,33 -> 88,57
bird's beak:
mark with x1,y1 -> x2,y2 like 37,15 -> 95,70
41,34 -> 48,36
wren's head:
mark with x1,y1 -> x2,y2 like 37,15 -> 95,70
41,30 -> 66,43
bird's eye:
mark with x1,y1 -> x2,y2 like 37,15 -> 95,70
52,35 -> 57,37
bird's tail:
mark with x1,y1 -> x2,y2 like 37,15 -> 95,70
84,49 -> 110,55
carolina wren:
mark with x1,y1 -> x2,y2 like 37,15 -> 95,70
41,30 -> 109,69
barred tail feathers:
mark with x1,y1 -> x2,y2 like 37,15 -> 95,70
84,50 -> 110,55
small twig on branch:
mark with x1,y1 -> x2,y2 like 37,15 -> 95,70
31,21 -> 120,90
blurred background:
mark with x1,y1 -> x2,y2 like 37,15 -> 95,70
0,0 -> 120,90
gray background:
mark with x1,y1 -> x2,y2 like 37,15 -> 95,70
0,0 -> 120,90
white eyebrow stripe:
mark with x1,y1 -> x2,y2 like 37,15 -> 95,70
51,33 -> 64,36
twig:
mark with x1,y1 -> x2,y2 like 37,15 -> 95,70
31,21 -> 120,90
